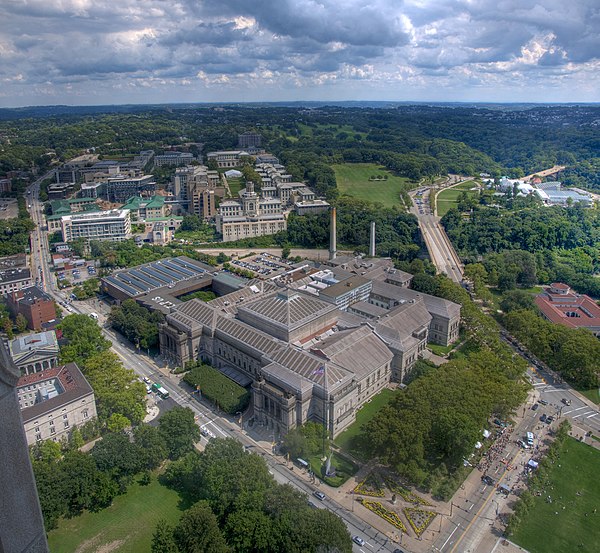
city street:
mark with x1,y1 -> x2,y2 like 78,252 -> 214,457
25,176 -> 396,553
25,174 -> 598,553
408,181 -> 464,283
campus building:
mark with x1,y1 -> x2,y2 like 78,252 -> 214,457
535,283 -> 600,336
0,266 -> 33,297
154,152 -> 195,167
216,182 -> 287,242
16,362 -> 97,446
206,150 -> 250,168
7,286 -> 57,331
10,330 -> 60,376
238,132 -> 262,149
121,195 -> 167,221
60,209 -> 131,243
173,165 -> 225,217
157,258 -> 461,438
105,175 -> 156,202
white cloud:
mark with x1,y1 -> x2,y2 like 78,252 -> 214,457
0,0 -> 597,105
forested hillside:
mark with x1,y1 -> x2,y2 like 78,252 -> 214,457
1,104 -> 599,187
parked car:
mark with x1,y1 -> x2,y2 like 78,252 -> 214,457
532,403 -> 539,411
539,399 -> 548,405
540,414 -> 547,423
313,491 -> 326,501
482,475 -> 495,486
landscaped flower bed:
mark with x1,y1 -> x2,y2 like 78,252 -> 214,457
353,472 -> 385,497
382,474 -> 432,506
403,507 -> 437,537
360,499 -> 408,533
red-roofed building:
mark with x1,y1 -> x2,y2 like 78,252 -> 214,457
16,362 -> 97,445
535,283 -> 600,337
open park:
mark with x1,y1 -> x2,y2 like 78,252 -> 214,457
333,163 -> 414,208
47,476 -> 183,553
435,180 -> 480,216
511,437 -> 600,553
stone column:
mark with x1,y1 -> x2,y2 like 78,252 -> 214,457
0,342 -> 49,552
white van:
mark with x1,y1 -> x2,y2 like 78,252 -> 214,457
526,432 -> 534,447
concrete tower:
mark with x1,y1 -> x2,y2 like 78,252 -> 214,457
0,342 -> 49,552
329,207 -> 337,261
370,221 -> 376,257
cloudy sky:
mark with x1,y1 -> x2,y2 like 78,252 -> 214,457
1,0 -> 598,107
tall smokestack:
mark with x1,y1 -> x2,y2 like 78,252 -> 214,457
329,207 -> 337,261
370,221 -> 376,257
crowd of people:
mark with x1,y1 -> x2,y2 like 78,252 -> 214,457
477,426 -> 514,474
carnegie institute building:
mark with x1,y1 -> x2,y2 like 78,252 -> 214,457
158,259 -> 460,439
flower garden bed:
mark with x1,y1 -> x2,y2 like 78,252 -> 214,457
382,474 -> 432,506
360,500 -> 408,533
353,472 -> 385,497
403,507 -> 437,537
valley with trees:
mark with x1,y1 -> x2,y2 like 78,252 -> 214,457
1,102 -> 599,553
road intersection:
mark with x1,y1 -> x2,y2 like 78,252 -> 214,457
25,172 -> 598,553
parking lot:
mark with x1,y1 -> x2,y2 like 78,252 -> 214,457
231,252 -> 296,277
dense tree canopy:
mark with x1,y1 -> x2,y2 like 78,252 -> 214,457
160,439 -> 351,553
158,407 -> 201,460
58,315 -> 146,425
108,299 -> 164,350
503,309 -> 599,389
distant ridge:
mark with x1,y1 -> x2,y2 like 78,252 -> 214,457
0,101 -> 598,120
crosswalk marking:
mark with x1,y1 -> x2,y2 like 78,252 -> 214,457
564,406 -> 586,415
573,411 -> 594,419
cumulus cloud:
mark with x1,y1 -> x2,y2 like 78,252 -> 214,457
0,0 -> 598,105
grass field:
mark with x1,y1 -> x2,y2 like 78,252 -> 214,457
427,342 -> 455,356
512,437 -> 600,553
47,476 -> 183,553
333,163 -> 413,208
227,176 -> 245,198
436,180 -> 479,216
577,388 -> 600,405
334,388 -> 398,459
308,451 -> 358,487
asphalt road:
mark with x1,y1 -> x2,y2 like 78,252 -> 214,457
26,172 -> 597,553
408,184 -> 464,283
25,180 -> 397,553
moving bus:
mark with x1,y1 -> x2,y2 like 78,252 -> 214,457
151,382 -> 170,399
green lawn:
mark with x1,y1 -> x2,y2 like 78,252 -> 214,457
335,388 -> 398,459
227,176 -> 245,198
577,387 -> 600,405
512,438 -> 600,553
436,181 -> 479,216
308,451 -> 358,487
333,163 -> 414,208
427,342 -> 455,356
47,476 -> 183,553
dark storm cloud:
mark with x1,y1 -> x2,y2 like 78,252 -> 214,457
200,0 -> 412,48
161,20 -> 253,47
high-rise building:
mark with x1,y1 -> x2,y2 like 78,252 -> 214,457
238,132 -> 262,149
60,209 -> 131,243
216,182 -> 286,242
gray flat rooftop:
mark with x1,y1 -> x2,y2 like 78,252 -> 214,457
103,256 -> 214,297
